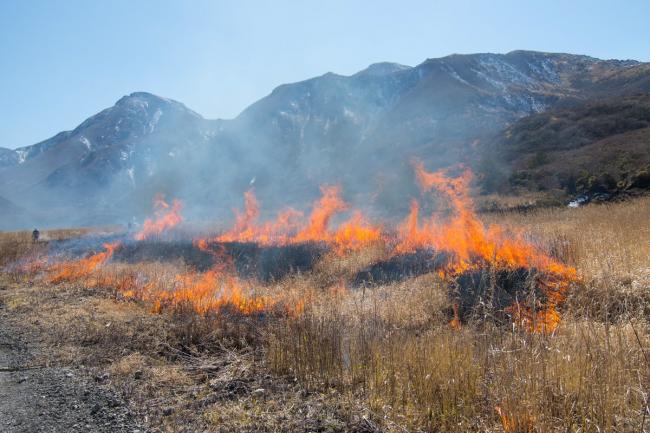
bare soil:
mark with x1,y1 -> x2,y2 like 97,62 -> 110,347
0,287 -> 145,433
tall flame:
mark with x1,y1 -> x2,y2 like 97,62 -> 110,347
331,211 -> 382,254
212,186 -> 381,254
134,194 -> 183,241
216,189 -> 303,244
291,185 -> 348,243
39,160 -> 577,333
399,160 -> 577,332
217,190 -> 261,243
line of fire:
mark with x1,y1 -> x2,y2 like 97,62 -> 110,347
17,159 -> 579,335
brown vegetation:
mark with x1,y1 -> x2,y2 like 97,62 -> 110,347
1,197 -> 649,432
480,94 -> 650,198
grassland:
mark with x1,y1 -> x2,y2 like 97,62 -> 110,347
1,197 -> 649,432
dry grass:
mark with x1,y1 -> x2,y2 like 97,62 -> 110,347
1,197 -> 649,432
265,197 -> 650,432
488,197 -> 650,323
486,196 -> 650,280
0,227 -> 102,268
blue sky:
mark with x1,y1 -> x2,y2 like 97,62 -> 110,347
1,0 -> 649,149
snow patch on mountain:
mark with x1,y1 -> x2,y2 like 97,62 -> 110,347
79,136 -> 92,150
126,167 -> 135,186
16,150 -> 27,164
477,55 -> 536,87
149,108 -> 163,133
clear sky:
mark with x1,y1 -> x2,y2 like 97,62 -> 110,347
1,0 -> 649,149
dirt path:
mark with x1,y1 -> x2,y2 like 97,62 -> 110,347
0,306 -> 145,433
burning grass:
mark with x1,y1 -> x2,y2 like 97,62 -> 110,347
1,166 -> 649,432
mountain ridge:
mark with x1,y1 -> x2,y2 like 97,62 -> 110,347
2,50 -> 649,229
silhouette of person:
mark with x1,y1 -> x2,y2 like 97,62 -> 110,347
32,228 -> 40,243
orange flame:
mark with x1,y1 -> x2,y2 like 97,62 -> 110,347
291,185 -> 348,243
211,186 -> 382,255
449,302 -> 462,330
166,268 -> 271,315
332,211 -> 382,254
134,194 -> 183,241
216,189 -> 304,245
399,160 -> 577,332
217,189 -> 261,243
48,242 -> 121,284
143,243 -> 274,316
37,160 -> 576,334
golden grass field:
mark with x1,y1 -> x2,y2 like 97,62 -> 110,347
1,197 -> 649,433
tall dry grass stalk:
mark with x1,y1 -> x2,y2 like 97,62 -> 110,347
267,198 -> 650,432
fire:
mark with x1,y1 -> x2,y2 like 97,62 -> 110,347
449,302 -> 462,330
213,186 -> 382,254
217,189 -> 262,243
36,158 -> 577,333
332,211 -> 382,254
136,242 -> 274,317
291,185 -> 348,243
216,189 -> 303,245
163,268 -> 271,315
48,242 -> 120,284
134,194 -> 183,241
395,200 -> 439,254
398,160 -> 577,332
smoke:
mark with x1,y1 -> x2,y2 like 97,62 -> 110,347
0,61 -> 509,232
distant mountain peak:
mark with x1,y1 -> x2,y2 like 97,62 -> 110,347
354,62 -> 411,77
115,92 -> 203,119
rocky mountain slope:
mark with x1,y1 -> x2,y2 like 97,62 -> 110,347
1,51 -> 649,229
0,93 -> 219,227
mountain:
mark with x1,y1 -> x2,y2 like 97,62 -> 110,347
0,195 -> 33,230
226,51 -> 648,211
0,93 -> 219,227
0,147 -> 20,168
481,93 -> 650,196
1,51 -> 650,229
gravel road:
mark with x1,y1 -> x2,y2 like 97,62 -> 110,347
0,306 -> 146,433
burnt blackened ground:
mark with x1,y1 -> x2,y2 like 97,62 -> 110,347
47,236 -> 554,328
352,250 -> 449,286
47,233 -> 126,258
353,253 -> 550,325
112,240 -> 214,271
113,243 -> 548,321
112,240 -> 327,281
452,267 -> 541,322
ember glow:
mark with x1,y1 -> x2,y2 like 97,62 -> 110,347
495,405 -> 536,433
134,194 -> 183,241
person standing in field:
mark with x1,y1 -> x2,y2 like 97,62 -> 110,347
32,228 -> 39,243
